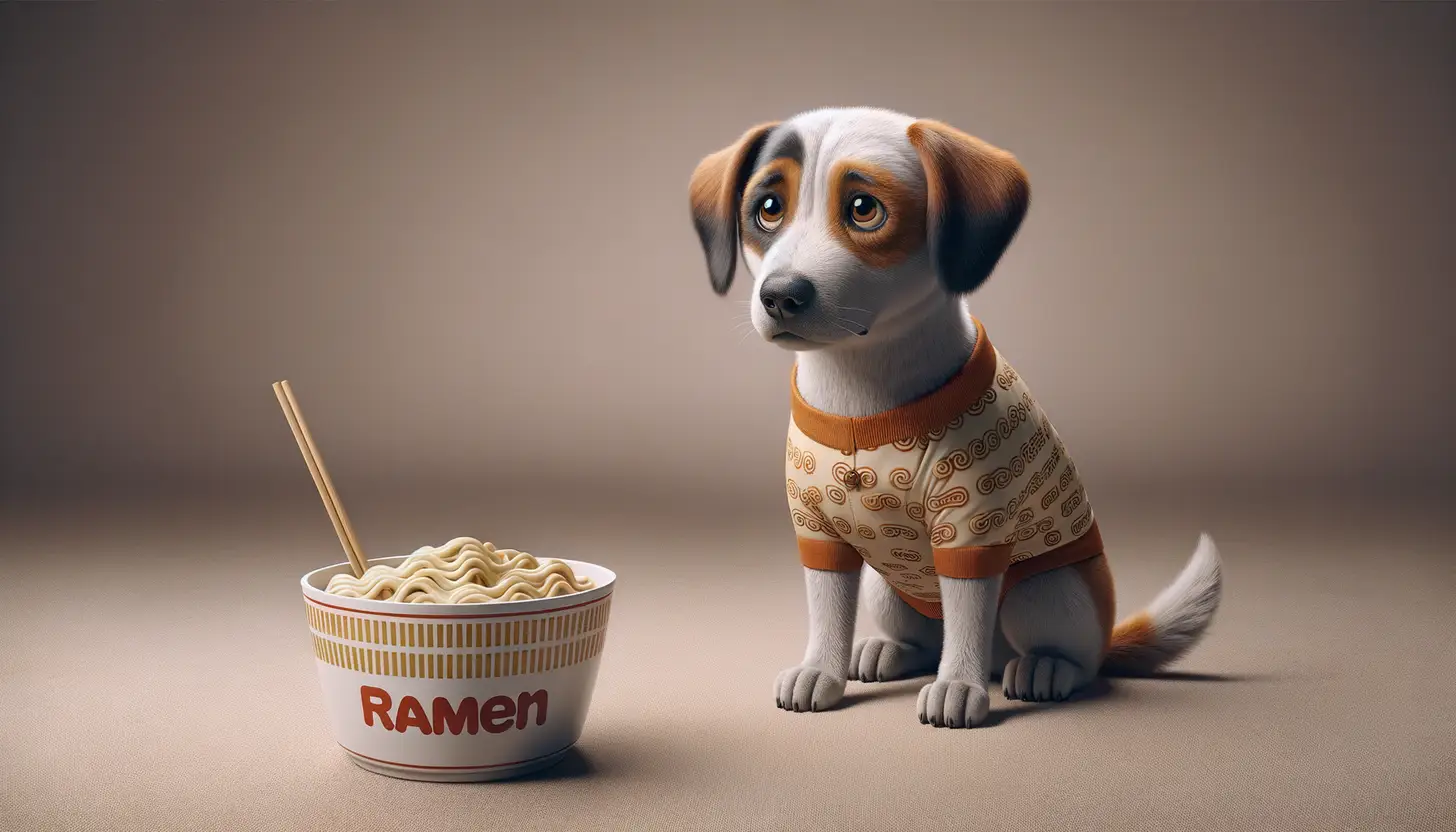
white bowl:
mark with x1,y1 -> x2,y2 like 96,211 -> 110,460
300,554 -> 616,782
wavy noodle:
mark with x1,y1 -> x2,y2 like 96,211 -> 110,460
325,537 -> 594,604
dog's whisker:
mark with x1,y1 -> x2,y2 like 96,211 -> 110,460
828,317 -> 869,338
829,306 -> 872,333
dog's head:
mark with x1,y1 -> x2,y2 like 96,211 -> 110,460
688,107 -> 1029,350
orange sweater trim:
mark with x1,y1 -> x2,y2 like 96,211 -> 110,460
931,543 -> 1014,580
796,538 -> 864,572
789,316 -> 998,454
896,522 -> 1106,620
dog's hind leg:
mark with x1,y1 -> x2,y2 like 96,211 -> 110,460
851,566 -> 943,682
998,558 -> 1112,702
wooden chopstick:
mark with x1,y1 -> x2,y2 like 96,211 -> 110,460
273,380 -> 368,578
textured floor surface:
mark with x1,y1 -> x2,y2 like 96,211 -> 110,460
2,488 -> 1452,831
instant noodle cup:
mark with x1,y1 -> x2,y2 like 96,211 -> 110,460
300,553 -> 616,782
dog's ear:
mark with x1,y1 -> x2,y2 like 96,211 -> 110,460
907,120 -> 1030,295
688,122 -> 779,295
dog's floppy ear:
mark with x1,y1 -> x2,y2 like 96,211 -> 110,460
907,120 -> 1030,295
688,122 -> 779,295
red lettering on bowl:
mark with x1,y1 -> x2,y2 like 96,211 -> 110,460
360,685 -> 549,736
432,697 -> 479,736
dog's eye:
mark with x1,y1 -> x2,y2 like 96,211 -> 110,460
847,194 -> 887,232
756,195 -> 785,232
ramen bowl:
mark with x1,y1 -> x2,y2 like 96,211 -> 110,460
300,554 -> 616,782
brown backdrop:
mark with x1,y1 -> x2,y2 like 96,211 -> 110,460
2,2 -> 1452,505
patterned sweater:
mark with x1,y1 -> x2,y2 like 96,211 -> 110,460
785,317 -> 1103,619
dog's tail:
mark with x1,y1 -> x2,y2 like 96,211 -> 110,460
1100,533 -> 1223,677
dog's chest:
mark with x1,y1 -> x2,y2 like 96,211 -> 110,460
784,348 -> 1096,607
785,436 -> 941,602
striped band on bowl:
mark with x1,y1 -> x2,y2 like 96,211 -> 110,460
305,595 -> 611,648
304,594 -> 612,679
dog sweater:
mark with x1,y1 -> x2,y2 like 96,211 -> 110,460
785,317 -> 1104,619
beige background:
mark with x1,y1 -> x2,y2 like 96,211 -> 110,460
2,4 -> 1453,831
2,2 -> 1452,503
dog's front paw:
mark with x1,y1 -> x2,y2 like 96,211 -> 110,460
851,637 -> 937,682
775,665 -> 846,713
917,679 -> 990,728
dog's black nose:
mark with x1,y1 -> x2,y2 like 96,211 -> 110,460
759,274 -> 815,319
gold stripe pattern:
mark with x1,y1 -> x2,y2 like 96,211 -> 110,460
305,597 -> 612,679
308,630 -> 609,679
304,599 -> 610,649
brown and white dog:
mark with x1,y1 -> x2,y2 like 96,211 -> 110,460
687,107 -> 1222,728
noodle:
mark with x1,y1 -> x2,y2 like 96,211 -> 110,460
324,537 -> 594,603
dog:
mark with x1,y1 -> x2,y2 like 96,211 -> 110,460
687,107 -> 1223,728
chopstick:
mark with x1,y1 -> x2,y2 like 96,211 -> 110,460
272,380 -> 368,578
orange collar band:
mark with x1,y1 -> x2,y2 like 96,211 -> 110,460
790,317 -> 998,454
